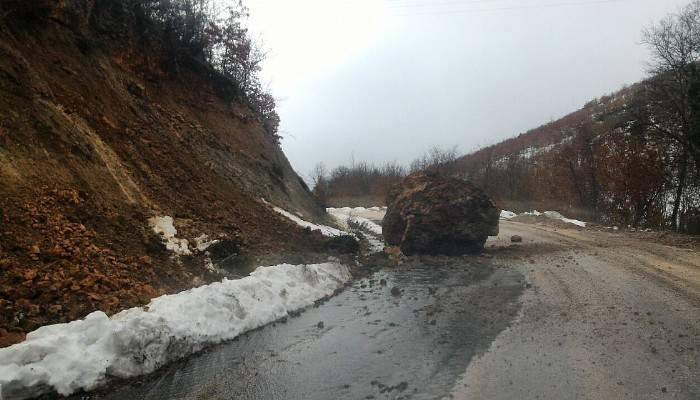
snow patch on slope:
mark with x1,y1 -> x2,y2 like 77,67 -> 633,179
0,263 -> 351,399
194,234 -> 219,252
272,207 -> 347,237
261,199 -> 347,237
148,216 -> 191,255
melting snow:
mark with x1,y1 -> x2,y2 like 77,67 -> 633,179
194,234 -> 219,252
272,207 -> 347,237
0,263 -> 351,399
262,200 -> 347,237
328,206 -> 386,223
501,209 -> 586,227
148,216 -> 191,255
327,207 -> 384,235
327,207 -> 385,253
500,210 -> 517,220
542,211 -> 587,227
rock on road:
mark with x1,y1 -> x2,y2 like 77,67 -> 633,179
82,220 -> 698,400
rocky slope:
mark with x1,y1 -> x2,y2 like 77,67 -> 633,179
0,2 -> 330,346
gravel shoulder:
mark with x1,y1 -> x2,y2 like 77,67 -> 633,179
448,221 -> 700,400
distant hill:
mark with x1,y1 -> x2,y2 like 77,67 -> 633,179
456,84 -> 636,179
455,81 -> 698,232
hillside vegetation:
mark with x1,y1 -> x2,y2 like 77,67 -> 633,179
317,3 -> 700,233
321,80 -> 699,232
461,3 -> 700,231
0,1 -> 329,346
457,82 -> 698,231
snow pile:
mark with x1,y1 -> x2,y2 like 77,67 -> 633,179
501,210 -> 586,227
0,263 -> 351,399
327,207 -> 383,235
148,216 -> 191,255
500,210 -> 517,220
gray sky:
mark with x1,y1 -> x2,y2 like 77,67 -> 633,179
245,0 -> 690,178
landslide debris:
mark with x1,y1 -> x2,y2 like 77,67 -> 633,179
382,172 -> 499,256
0,1 -> 329,347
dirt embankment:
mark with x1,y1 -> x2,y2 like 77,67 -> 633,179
0,2 -> 330,346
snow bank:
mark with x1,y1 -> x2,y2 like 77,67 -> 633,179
542,211 -> 587,227
501,210 -> 586,227
0,263 -> 351,399
148,216 -> 191,255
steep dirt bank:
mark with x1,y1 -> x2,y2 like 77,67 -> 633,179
0,2 -> 330,346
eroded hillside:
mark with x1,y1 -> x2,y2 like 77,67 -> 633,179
0,2 -> 330,346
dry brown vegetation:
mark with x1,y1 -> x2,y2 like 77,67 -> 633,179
320,4 -> 700,233
311,147 -> 459,207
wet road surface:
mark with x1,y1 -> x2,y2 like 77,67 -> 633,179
450,221 -> 700,400
78,221 -> 699,400
83,260 -> 523,400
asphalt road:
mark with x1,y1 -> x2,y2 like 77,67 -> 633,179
450,221 -> 700,400
84,259 -> 523,400
81,221 -> 699,400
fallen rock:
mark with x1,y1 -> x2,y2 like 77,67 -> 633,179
511,235 -> 523,243
382,172 -> 499,255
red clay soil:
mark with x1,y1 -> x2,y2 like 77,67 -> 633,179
0,3 -> 331,347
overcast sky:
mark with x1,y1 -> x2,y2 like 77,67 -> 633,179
244,0 -> 690,178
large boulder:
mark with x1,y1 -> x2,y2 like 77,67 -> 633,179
382,172 -> 499,255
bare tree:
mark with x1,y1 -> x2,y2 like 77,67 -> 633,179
409,146 -> 460,176
309,162 -> 328,189
309,162 -> 328,205
641,1 -> 700,228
